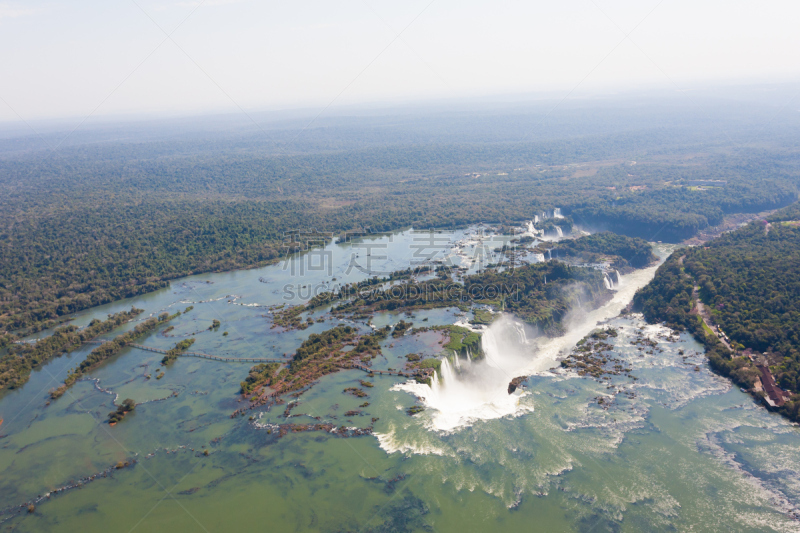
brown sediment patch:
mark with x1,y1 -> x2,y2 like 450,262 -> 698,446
572,168 -> 598,178
318,199 -> 356,209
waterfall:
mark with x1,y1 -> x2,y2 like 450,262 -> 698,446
547,249 -> 552,260
614,270 -> 623,287
440,358 -> 457,383
430,370 -> 441,395
389,317 -> 537,430
389,259 -> 666,432
554,207 -> 563,218
512,321 -> 529,344
526,221 -> 535,234
534,215 -> 539,224
555,226 -> 563,238
603,272 -> 613,290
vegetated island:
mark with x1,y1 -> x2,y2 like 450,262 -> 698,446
634,202 -> 800,422
49,311 -> 180,400
238,259 -> 630,411
278,261 -> 614,336
0,308 -> 143,391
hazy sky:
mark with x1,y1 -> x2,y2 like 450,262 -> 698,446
1,0 -> 799,123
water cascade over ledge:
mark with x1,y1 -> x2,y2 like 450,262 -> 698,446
392,262 -> 663,432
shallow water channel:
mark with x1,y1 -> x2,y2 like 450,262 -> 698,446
1,228 -> 798,532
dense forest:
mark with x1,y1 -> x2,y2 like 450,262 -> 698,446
327,261 -> 610,335
634,202 -> 800,421
1,106 -> 799,335
550,232 -> 657,268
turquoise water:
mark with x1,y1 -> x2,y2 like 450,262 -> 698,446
1,229 -> 799,532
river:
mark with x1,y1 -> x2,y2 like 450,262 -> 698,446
1,227 -> 798,532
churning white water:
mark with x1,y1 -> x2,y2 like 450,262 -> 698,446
392,262 -> 663,432
393,317 -> 535,432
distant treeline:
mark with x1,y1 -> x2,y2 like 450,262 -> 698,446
1,132 -> 797,335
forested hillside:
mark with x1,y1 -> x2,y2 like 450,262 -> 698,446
635,202 -> 800,421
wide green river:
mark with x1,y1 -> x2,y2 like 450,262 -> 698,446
1,228 -> 798,532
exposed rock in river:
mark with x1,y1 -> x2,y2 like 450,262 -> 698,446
507,376 -> 527,395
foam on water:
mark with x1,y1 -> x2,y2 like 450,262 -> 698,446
518,263 -> 663,375
392,263 -> 663,433
375,424 -> 451,456
391,358 -> 534,432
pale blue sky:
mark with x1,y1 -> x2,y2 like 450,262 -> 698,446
1,0 -> 799,123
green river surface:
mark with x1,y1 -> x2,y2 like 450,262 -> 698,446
1,228 -> 799,532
